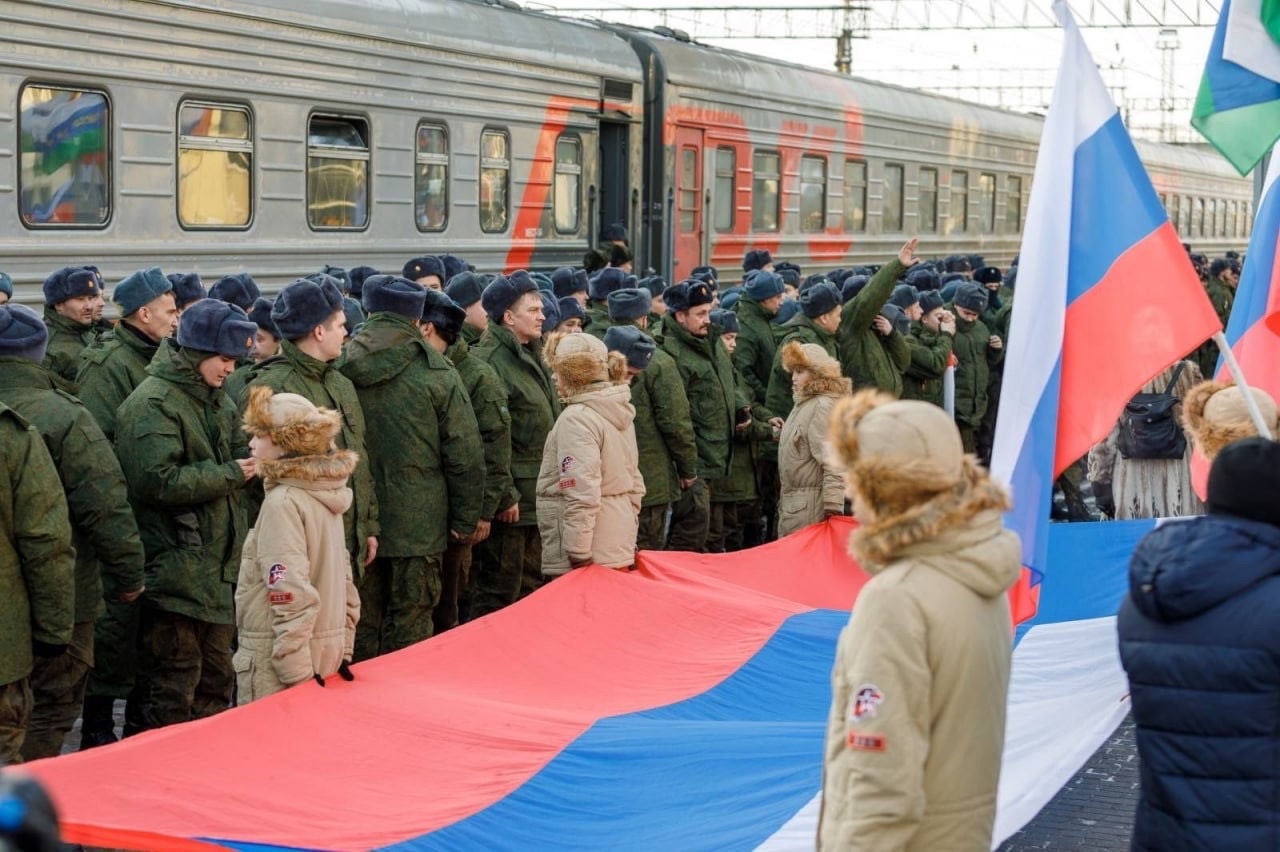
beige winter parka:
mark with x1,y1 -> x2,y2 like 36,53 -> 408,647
777,342 -> 851,536
234,447 -> 360,703
819,392 -> 1021,851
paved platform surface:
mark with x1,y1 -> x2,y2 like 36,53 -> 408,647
999,714 -> 1139,851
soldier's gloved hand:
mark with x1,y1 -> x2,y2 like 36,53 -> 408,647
313,673 -> 326,688
338,660 -> 355,682
31,641 -> 67,659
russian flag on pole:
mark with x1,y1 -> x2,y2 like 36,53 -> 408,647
990,1 -> 1222,584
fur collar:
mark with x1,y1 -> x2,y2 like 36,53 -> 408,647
794,373 -> 851,403
259,449 -> 359,487
851,456 -> 1011,567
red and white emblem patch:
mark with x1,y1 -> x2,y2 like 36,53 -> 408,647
561,455 -> 576,473
268,563 -> 287,587
559,477 -> 576,489
850,684 -> 883,723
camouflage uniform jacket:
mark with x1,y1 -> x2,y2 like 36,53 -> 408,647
732,296 -> 778,419
901,324 -> 954,408
448,338 -> 517,519
76,322 -> 160,441
836,259 -> 909,396
660,319 -> 739,481
41,307 -> 101,391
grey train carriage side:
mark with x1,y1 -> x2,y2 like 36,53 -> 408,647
0,0 -> 643,300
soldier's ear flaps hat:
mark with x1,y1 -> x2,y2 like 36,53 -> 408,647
710,308 -> 739,334
919,290 -> 945,315
113,267 -> 173,317
43,266 -> 101,307
603,324 -> 656,371
954,282 -> 989,313
607,288 -> 652,322
552,266 -> 588,300
176,299 -> 257,359
420,289 -> 466,340
665,280 -> 714,313
403,255 -> 445,282
247,297 -> 281,340
482,271 -> 540,324
363,275 -> 428,321
348,266 -> 380,298
801,282 -> 841,319
445,272 -> 484,309
272,278 -> 345,340
0,272 -> 13,299
0,304 -> 49,363
167,272 -> 206,308
556,296 -> 586,325
209,273 -> 261,311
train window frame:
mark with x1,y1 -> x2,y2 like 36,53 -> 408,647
799,154 -> 827,233
918,166 -> 938,233
306,112 -> 371,232
176,99 -> 254,231
479,127 -> 511,235
414,121 -> 449,233
752,149 -> 781,232
843,159 -> 867,232
1006,175 -> 1023,234
949,170 -> 968,234
977,172 -> 996,235
713,146 -> 735,233
18,82 -> 113,230
553,133 -> 582,235
882,163 -> 904,233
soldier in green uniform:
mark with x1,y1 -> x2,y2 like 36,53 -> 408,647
0,306 -> 145,758
223,297 -> 280,404
836,240 -> 918,396
947,282 -> 1005,454
446,273 -> 488,347
0,394 -> 75,764
765,281 -> 843,420
603,292 -> 697,550
434,291 -> 513,630
339,277 -> 482,655
115,299 -> 257,732
975,266 -> 1011,465
734,270 -> 784,543
41,266 -> 108,391
75,267 -> 179,746
660,280 -> 738,553
1195,257 -> 1240,379
584,267 -> 630,337
901,290 -> 955,407
470,272 -> 561,617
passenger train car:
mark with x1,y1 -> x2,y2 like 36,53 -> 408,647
0,0 -> 1253,299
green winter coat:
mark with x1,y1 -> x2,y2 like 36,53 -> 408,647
340,312 -> 483,555
766,314 -> 839,420
837,258 -> 909,396
462,323 -> 483,346
222,362 -> 254,407
114,341 -> 250,625
660,319 -> 738,481
448,338 -> 516,519
948,312 -> 1003,428
710,370 -> 772,503
901,324 -> 954,407
585,313 -> 615,341
0,358 -> 145,622
733,297 -> 778,419
76,322 -> 160,441
243,340 -> 380,566
584,303 -> 610,334
472,323 -> 561,526
627,340 -> 697,507
41,307 -> 102,391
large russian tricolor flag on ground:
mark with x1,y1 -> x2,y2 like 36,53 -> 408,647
991,0 -> 1222,584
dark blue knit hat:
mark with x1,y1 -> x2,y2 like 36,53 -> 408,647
0,304 -> 49,363
603,325 -> 656,371
919,290 -> 945,315
176,299 -> 257,358
607,288 -> 652,322
363,274 -> 428,320
113,267 -> 173,317
43,266 -> 102,307
273,278 -> 345,340
403,255 -> 445,284
348,266 -> 380,298
247,297 -> 281,340
742,249 -> 772,273
552,266 -> 588,300
556,296 -> 586,326
801,282 -> 841,318
0,272 -> 12,299
588,267 -> 631,302
209,273 -> 260,311
710,308 -> 739,334
445,272 -> 484,309
322,265 -> 351,293
744,270 -> 785,302
167,272 -> 206,308
420,289 -> 466,340
482,270 -> 540,324
539,291 -> 560,336
890,284 -> 921,310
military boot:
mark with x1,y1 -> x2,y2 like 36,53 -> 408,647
78,695 -> 118,750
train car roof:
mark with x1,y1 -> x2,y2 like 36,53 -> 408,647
155,0 -> 642,81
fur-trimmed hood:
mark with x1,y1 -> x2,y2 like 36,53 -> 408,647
1182,380 -> 1280,460
259,449 -> 359,515
782,339 -> 850,402
242,385 -> 342,457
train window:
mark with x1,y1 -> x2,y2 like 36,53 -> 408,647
1007,175 -> 1023,233
1192,197 -> 1205,237
480,128 -> 510,234
679,147 -> 698,232
713,147 -> 735,232
554,135 -> 582,234
752,150 -> 781,231
307,115 -> 369,230
883,163 -> 904,232
18,85 -> 111,228
843,160 -> 867,232
415,123 -> 448,232
949,171 -> 968,234
918,167 -> 938,233
799,156 -> 826,233
978,173 -> 996,234
178,102 -> 252,229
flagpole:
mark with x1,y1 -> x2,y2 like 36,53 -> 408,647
1213,331 -> 1276,439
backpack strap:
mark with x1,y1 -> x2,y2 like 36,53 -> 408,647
1163,362 -> 1186,396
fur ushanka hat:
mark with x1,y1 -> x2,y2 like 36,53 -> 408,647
1181,380 -> 1280,460
543,332 -> 627,398
242,385 -> 343,457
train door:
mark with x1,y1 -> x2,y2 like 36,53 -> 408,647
673,126 -> 704,281
598,120 -> 629,248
